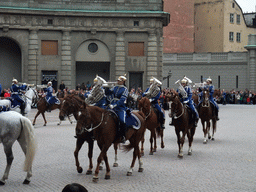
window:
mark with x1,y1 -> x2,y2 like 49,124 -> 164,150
236,76 -> 239,89
48,19 -> 53,25
229,32 -> 234,41
236,32 -> 241,42
128,42 -> 144,56
230,13 -> 234,23
134,21 -> 139,26
41,40 -> 58,55
218,76 -> 220,88
232,3 -> 235,8
237,14 -> 241,24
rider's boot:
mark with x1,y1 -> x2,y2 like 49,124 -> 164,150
160,112 -> 165,129
216,110 -> 220,121
120,122 -> 127,143
194,113 -> 199,127
47,104 -> 52,112
169,117 -> 174,126
20,103 -> 25,116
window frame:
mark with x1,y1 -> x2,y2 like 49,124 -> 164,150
237,14 -> 241,24
236,32 -> 241,42
230,13 -> 234,23
229,32 -> 234,42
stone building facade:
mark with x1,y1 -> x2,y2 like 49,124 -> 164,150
0,0 -> 169,91
162,34 -> 256,92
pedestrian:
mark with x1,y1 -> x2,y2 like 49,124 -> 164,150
62,183 -> 88,192
59,81 -> 65,92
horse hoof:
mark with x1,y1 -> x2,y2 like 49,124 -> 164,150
105,175 -> 110,180
77,167 -> 83,173
99,166 -> 103,170
86,170 -> 92,175
32,123 -> 35,126
153,149 -> 156,152
57,123 -> 60,126
138,168 -> 144,172
212,138 -> 215,141
23,179 -> 30,185
43,124 -> 46,126
149,152 -> 153,155
188,152 -> 192,156
208,136 -> 211,139
71,122 -> 73,124
161,144 -> 165,149
92,177 -> 99,183
203,141 -> 207,144
127,172 -> 132,176
0,180 -> 5,185
178,154 -> 183,159
140,152 -> 144,156
113,163 -> 118,167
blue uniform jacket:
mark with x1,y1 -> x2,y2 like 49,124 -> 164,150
105,85 -> 128,110
11,84 -> 27,104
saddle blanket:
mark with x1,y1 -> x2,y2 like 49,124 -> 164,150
126,112 -> 141,130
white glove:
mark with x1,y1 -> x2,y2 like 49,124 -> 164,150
149,98 -> 153,102
109,104 -> 116,109
183,100 -> 189,104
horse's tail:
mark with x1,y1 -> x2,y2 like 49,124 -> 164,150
122,143 -> 134,152
20,116 -> 37,172
156,126 -> 161,137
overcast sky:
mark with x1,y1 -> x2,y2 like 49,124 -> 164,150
235,0 -> 256,13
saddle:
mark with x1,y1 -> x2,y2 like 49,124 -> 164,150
184,104 -> 194,124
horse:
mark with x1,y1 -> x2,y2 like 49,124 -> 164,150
59,95 -> 119,174
167,90 -> 196,158
75,102 -> 146,182
192,91 -> 200,107
0,111 -> 36,185
138,97 -> 164,155
198,88 -> 217,143
32,96 -> 64,126
0,86 -> 38,116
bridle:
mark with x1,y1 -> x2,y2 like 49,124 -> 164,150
80,109 -> 105,133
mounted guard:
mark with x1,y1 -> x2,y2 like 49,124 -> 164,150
198,77 -> 219,120
170,76 -> 199,127
142,77 -> 165,129
85,75 -> 108,109
104,74 -> 129,143
10,78 -> 27,116
43,81 -> 60,112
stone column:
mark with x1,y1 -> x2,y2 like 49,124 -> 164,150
245,34 -> 256,91
147,29 -> 158,87
157,28 -> 163,81
115,30 -> 126,80
28,29 -> 39,85
61,30 -> 72,88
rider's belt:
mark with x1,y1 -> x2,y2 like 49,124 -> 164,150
11,92 -> 19,94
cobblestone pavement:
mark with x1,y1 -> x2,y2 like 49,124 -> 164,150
0,105 -> 255,192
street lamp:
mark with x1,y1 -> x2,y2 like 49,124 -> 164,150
163,70 -> 172,88
35,46 -> 39,86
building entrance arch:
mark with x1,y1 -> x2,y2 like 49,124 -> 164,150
0,37 -> 22,89
75,40 -> 110,90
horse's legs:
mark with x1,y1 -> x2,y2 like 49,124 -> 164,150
0,145 -> 14,185
32,111 -> 41,125
93,145 -> 111,182
74,138 -> 85,174
113,143 -> 119,167
149,129 -> 155,155
140,133 -> 145,156
41,112 -> 47,126
202,120 -> 208,144
207,121 -> 211,140
127,144 -> 140,176
176,129 -> 185,158
153,128 -> 157,152
187,127 -> 196,156
160,128 -> 165,149
212,119 -> 216,140
17,139 -> 32,184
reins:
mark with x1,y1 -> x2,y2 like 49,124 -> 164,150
83,112 -> 105,132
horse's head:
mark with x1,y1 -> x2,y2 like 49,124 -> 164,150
138,97 -> 151,116
202,88 -> 210,105
75,102 -> 91,135
167,90 -> 180,118
59,96 -> 74,120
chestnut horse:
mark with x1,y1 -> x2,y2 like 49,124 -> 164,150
167,90 -> 196,158
59,95 -> 119,174
138,97 -> 164,155
76,102 -> 146,182
198,89 -> 217,143
32,96 -> 64,126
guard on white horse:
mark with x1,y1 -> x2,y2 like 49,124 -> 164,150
0,82 -> 37,116
10,79 -> 27,115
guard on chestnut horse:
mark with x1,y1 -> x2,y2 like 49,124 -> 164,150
198,88 -> 217,143
76,100 -> 146,182
138,92 -> 165,155
167,90 -> 197,158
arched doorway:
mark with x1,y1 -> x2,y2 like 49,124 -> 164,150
75,40 -> 110,90
0,37 -> 21,89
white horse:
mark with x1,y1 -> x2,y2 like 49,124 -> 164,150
0,111 -> 37,185
0,86 -> 38,116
